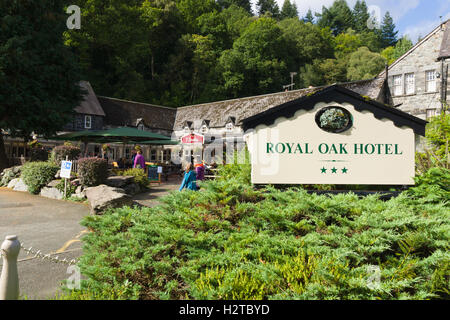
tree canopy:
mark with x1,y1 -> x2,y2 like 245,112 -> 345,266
0,0 -> 83,170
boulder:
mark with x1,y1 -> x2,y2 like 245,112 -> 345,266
13,178 -> 29,192
84,184 -> 133,214
47,180 -> 62,188
72,185 -> 86,199
123,183 -> 140,195
1,166 -> 22,187
7,178 -> 19,189
40,187 -> 63,200
105,176 -> 135,188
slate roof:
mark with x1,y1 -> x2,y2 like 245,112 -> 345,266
97,96 -> 177,131
174,78 -> 386,130
438,20 -> 450,60
74,81 -> 106,116
241,85 -> 427,136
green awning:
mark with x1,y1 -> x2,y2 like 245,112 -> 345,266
50,127 -> 171,143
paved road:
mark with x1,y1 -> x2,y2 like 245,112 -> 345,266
0,188 -> 90,300
132,176 -> 182,207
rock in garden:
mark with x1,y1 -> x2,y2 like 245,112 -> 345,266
105,176 -> 135,188
40,187 -> 63,200
72,185 -> 86,199
7,178 -> 19,189
47,180 -> 61,188
123,183 -> 140,195
84,184 -> 134,214
12,178 -> 29,192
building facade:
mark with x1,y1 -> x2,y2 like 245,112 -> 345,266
380,20 -> 449,120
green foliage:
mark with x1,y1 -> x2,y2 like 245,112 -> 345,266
21,161 -> 59,194
380,11 -> 398,48
51,145 -> 81,165
55,179 -> 78,199
121,168 -> 149,189
77,157 -> 108,187
426,112 -> 450,161
347,47 -> 386,81
63,0 -> 403,107
75,163 -> 449,300
406,167 -> 450,204
0,0 -> 82,170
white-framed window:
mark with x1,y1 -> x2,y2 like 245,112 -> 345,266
226,122 -> 234,132
150,149 -> 157,161
393,75 -> 403,96
84,115 -> 92,129
425,70 -> 437,92
426,109 -> 437,119
405,73 -> 415,95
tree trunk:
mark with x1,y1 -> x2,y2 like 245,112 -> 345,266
0,133 -> 9,171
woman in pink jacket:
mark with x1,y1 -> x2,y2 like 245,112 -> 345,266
133,150 -> 146,169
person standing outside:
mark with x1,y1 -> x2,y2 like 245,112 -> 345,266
179,163 -> 198,191
134,150 -> 146,169
194,159 -> 205,182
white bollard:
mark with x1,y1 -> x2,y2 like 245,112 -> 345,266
0,235 -> 20,300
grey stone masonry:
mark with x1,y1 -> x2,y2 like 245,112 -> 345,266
383,21 -> 449,120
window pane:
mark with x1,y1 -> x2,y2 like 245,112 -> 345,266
405,73 -> 415,94
393,75 -> 403,96
426,71 -> 436,92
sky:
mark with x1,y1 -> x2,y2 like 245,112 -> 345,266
272,0 -> 450,43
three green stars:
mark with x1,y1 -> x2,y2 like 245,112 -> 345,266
321,167 -> 348,174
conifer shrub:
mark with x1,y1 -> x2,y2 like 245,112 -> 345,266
21,161 -> 59,194
70,163 -> 449,300
77,158 -> 108,187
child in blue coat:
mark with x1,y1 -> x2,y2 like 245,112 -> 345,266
179,163 -> 198,191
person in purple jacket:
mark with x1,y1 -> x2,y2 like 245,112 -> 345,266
133,150 -> 146,169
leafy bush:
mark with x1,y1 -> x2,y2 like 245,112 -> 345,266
21,161 -> 59,194
55,179 -> 78,198
406,167 -> 450,204
425,111 -> 449,161
51,145 -> 81,165
75,164 -> 449,300
77,158 -> 108,187
120,168 -> 149,189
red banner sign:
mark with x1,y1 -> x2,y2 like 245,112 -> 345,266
181,133 -> 204,144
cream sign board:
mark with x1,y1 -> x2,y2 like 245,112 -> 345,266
246,101 -> 416,185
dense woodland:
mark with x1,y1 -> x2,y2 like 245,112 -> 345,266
66,0 -> 414,107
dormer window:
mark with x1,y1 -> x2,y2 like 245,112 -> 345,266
183,121 -> 193,133
200,120 -> 210,134
225,116 -> 236,132
84,115 -> 92,129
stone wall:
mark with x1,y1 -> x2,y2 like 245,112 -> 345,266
388,25 -> 449,120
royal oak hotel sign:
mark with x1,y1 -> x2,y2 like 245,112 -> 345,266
242,86 -> 427,185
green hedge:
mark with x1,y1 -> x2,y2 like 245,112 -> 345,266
120,168 -> 149,189
21,161 -> 59,194
71,165 -> 450,300
77,158 -> 108,187
52,145 -> 81,165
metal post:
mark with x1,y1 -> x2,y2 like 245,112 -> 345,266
0,235 -> 20,300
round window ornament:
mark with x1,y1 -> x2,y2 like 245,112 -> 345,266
315,106 -> 353,133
